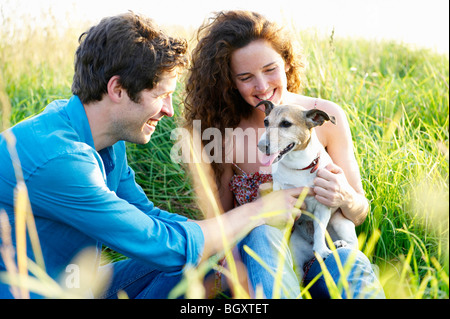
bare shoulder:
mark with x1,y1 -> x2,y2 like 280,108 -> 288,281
285,93 -> 346,118
311,98 -> 352,148
286,94 -> 348,127
315,99 -> 347,123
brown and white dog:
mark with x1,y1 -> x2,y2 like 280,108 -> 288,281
256,100 -> 358,280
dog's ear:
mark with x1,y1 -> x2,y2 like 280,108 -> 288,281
305,109 -> 336,129
256,100 -> 275,116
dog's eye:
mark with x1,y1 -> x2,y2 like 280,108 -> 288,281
280,120 -> 292,128
264,119 -> 269,127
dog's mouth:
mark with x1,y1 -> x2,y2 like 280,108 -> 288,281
260,142 -> 295,166
276,142 -> 295,163
279,142 -> 295,157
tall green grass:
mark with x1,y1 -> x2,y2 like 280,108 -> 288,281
0,8 -> 448,298
300,31 -> 449,298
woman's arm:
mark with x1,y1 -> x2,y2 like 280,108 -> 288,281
314,101 -> 369,226
218,162 -> 236,213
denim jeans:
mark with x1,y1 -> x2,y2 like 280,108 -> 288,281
97,225 -> 384,299
239,225 -> 385,299
97,259 -> 185,299
96,225 -> 294,298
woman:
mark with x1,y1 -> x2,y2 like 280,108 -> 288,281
184,10 -> 384,299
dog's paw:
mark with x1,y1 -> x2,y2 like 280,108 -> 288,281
333,240 -> 349,249
314,247 -> 332,260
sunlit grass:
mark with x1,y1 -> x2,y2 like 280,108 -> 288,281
0,4 -> 448,299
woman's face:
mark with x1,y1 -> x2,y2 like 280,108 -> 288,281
231,39 -> 289,112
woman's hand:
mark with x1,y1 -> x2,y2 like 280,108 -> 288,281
313,163 -> 354,210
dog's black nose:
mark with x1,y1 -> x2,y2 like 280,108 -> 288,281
257,139 -> 270,155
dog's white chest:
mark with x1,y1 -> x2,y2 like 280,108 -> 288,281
272,133 -> 331,190
272,162 -> 317,190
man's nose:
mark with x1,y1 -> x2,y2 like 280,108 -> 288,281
162,95 -> 174,117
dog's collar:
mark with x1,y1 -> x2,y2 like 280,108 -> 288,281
297,152 -> 320,173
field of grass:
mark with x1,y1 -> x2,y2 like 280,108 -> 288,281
0,9 -> 448,299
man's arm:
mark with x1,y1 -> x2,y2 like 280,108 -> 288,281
192,187 -> 304,262
29,153 -> 204,273
115,142 -> 188,221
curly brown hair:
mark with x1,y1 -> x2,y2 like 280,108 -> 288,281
72,12 -> 188,104
183,10 -> 305,183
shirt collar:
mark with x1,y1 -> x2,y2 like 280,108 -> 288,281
65,95 -> 96,150
65,95 -> 116,176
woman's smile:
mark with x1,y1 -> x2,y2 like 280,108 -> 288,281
255,88 -> 276,102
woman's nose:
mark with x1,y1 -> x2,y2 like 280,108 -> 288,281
254,75 -> 269,92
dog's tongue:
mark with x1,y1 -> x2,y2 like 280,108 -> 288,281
259,152 -> 280,166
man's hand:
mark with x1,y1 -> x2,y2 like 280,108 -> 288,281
255,187 -> 312,229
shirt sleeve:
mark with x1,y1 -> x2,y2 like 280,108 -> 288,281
115,156 -> 188,222
27,151 -> 204,273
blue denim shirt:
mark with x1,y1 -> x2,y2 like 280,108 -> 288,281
0,96 -> 204,294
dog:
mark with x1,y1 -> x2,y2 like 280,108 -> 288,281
256,100 -> 358,280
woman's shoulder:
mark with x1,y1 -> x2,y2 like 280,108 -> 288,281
285,92 -> 347,120
285,93 -> 351,147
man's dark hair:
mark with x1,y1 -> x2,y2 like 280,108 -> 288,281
72,12 -> 188,104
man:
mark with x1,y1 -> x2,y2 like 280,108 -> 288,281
0,12 -> 302,299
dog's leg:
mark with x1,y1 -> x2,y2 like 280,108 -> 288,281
328,211 -> 359,249
289,225 -> 314,281
312,204 -> 333,260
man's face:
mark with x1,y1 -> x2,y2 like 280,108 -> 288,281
115,70 -> 178,145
